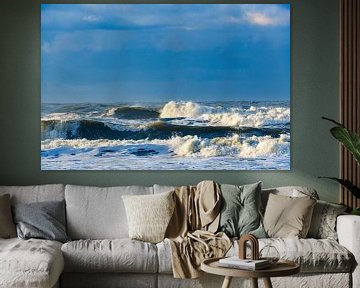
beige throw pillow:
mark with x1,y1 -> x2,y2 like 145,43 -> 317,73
263,193 -> 316,238
0,194 -> 16,238
122,191 -> 175,243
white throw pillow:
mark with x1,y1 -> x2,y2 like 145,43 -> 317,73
122,191 -> 175,243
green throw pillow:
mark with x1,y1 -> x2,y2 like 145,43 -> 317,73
218,182 -> 266,238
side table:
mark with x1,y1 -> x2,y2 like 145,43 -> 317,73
201,257 -> 300,288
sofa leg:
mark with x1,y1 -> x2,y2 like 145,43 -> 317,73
251,278 -> 258,288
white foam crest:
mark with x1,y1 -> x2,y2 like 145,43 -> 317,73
103,107 -> 118,117
200,107 -> 290,127
166,134 -> 290,158
42,133 -> 290,159
42,112 -> 81,121
160,101 -> 207,118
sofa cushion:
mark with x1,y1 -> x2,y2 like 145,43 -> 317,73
0,184 -> 65,204
0,194 -> 16,238
0,238 -> 64,288
122,191 -> 175,243
261,186 -> 319,212
232,238 -> 353,273
157,238 -> 353,274
65,185 -> 153,239
218,182 -> 266,238
308,200 -> 347,240
61,239 -> 158,273
263,194 -> 316,238
12,200 -> 70,243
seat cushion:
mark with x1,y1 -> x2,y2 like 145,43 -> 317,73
157,238 -> 354,274
229,238 -> 354,273
65,185 -> 153,239
0,238 -> 64,288
61,239 -> 158,273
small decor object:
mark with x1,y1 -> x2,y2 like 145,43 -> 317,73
0,194 -> 16,238
259,245 -> 280,265
238,234 -> 260,260
41,4 -> 290,170
218,257 -> 271,271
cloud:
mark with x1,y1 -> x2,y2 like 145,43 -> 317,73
41,4 -> 290,54
243,5 -> 289,26
246,12 -> 277,26
42,4 -> 290,32
42,30 -> 128,54
82,15 -> 102,23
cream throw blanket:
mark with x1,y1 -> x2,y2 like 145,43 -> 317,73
165,181 -> 231,279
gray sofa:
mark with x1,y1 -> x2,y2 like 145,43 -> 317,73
0,184 -> 359,288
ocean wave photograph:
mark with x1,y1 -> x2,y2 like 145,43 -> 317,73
41,4 -> 290,170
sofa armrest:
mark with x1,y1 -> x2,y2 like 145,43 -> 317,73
337,215 -> 360,288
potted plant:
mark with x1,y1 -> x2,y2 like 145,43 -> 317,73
320,117 -> 360,215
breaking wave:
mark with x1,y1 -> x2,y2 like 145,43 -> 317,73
41,133 -> 290,159
41,101 -> 290,169
41,119 -> 289,141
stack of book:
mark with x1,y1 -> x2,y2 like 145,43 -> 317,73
218,257 -> 271,270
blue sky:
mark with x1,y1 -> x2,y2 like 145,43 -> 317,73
41,4 -> 290,103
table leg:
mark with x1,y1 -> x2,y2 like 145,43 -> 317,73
263,277 -> 273,288
221,276 -> 233,288
251,278 -> 258,288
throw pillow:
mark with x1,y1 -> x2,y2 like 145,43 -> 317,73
263,193 -> 316,238
218,182 -> 266,238
122,190 -> 175,243
0,194 -> 16,238
12,200 -> 70,243
307,200 -> 347,240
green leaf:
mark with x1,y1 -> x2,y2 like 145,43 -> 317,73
322,117 -> 360,165
330,126 -> 360,165
318,177 -> 360,198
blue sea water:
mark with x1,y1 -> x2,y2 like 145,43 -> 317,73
41,101 -> 290,170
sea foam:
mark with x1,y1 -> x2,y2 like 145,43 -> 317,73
160,101 -> 207,118
41,133 -> 290,159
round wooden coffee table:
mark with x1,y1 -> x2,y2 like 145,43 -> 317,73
201,257 -> 300,288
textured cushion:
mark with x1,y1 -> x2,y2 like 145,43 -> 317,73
218,182 -> 266,238
0,238 -> 64,288
261,186 -> 319,212
12,200 -> 70,243
307,200 -> 347,240
263,194 -> 316,238
0,184 -> 65,204
122,191 -> 175,243
61,239 -> 158,273
157,238 -> 353,274
0,194 -> 16,238
65,185 -> 153,239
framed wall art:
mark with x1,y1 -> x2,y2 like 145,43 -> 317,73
41,4 -> 290,170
